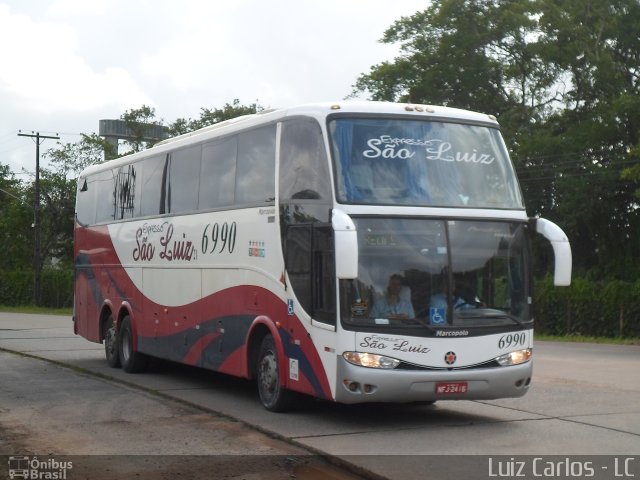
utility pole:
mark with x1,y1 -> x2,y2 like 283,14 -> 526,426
17,131 -> 60,306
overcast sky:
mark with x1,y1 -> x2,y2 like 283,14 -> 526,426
0,0 -> 427,177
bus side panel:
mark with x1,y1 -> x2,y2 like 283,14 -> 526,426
75,224 -> 146,343
75,214 -> 334,402
279,326 -> 334,400
133,285 -> 333,401
74,224 -> 111,343
74,258 -> 100,341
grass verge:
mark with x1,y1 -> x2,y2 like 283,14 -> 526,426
535,333 -> 640,345
0,305 -> 72,316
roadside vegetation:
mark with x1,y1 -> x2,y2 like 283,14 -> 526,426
0,305 -> 72,316
534,334 -> 640,346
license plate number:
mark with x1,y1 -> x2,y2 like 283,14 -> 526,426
435,381 -> 468,394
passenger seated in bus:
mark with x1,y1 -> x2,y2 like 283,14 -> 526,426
370,274 -> 415,319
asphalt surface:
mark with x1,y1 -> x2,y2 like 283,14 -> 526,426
1,312 -> 639,480
0,350 -> 366,480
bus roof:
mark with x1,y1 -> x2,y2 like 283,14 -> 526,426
79,101 -> 499,178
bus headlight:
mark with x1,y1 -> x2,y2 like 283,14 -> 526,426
495,348 -> 532,366
343,352 -> 400,369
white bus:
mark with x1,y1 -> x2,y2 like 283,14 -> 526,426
74,101 -> 571,411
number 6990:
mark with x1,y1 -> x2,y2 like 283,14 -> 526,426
498,332 -> 527,349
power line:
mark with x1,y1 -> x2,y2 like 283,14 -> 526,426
513,146 -> 632,162
0,186 -> 33,213
0,142 -> 34,155
517,154 -> 629,166
0,132 -> 22,144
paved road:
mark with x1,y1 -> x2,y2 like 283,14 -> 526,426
0,351 -> 360,480
1,312 -> 639,479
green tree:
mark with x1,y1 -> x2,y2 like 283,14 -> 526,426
31,169 -> 76,269
621,146 -> 640,198
0,161 -> 76,304
0,165 -> 32,270
353,0 -> 558,137
120,105 -> 165,154
167,99 -> 263,136
354,0 -> 640,279
45,133 -> 114,176
521,0 -> 640,278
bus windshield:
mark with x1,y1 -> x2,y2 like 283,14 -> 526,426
341,218 -> 530,329
329,117 -> 524,209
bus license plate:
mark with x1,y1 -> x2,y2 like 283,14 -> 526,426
435,382 -> 468,394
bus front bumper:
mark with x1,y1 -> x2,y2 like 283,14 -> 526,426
334,357 -> 533,404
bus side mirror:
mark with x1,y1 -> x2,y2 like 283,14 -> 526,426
533,217 -> 572,286
332,209 -> 358,279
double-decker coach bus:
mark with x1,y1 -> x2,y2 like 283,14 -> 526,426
74,101 -> 571,411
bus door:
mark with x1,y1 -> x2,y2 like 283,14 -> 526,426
284,223 -> 336,327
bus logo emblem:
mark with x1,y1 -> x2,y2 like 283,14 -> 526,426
444,351 -> 457,365
287,299 -> 294,316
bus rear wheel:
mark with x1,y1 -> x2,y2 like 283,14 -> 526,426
256,334 -> 294,412
118,315 -> 148,373
103,314 -> 120,368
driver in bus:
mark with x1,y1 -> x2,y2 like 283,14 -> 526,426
429,275 -> 483,315
370,274 -> 415,319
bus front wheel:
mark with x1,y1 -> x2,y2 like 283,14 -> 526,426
119,315 -> 148,373
103,313 -> 121,368
256,334 -> 294,412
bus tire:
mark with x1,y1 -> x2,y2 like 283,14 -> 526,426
256,334 -> 294,412
103,313 -> 121,368
119,315 -> 148,373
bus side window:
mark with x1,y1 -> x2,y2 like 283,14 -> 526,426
94,169 -> 116,223
200,137 -> 237,209
280,118 -> 331,201
169,145 -> 201,213
236,125 -> 276,205
312,225 -> 336,325
114,164 -> 139,220
285,224 -> 313,315
139,155 -> 167,217
76,176 -> 97,225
